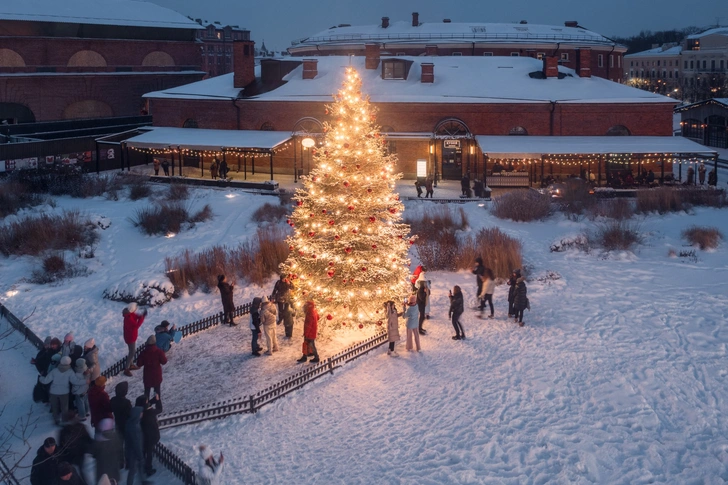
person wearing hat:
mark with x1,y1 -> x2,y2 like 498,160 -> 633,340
123,302 -> 147,377
270,274 -> 291,324
259,296 -> 279,355
297,301 -> 320,363
56,460 -> 84,484
507,269 -> 521,317
31,336 -> 55,376
92,418 -> 122,483
83,338 -> 100,381
154,320 -> 177,353
404,294 -> 421,352
30,437 -> 59,485
40,355 -> 74,424
513,274 -> 528,327
59,410 -> 91,469
88,376 -> 113,429
60,333 -> 75,358
197,445 -> 224,485
136,335 -> 168,400
70,359 -> 90,420
217,274 -> 237,326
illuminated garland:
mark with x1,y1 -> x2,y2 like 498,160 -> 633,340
129,141 -> 294,159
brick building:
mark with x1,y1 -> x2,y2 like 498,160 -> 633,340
288,13 -> 626,83
194,21 -> 250,78
140,41 -> 692,184
0,0 -> 205,123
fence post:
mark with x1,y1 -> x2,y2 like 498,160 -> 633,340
328,359 -> 334,375
249,395 -> 255,414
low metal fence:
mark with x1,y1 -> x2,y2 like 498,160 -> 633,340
0,304 -> 44,350
154,442 -> 197,485
158,330 -> 388,429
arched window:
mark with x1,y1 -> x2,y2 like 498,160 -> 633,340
509,126 -> 528,136
182,119 -> 199,128
434,118 -> 470,138
606,125 -> 631,136
67,50 -> 107,67
0,102 -> 35,124
260,122 -> 275,131
142,51 -> 175,67
380,125 -> 396,154
292,117 -> 323,135
62,100 -> 113,119
0,49 -> 25,67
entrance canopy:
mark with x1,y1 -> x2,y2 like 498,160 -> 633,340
475,135 -> 718,159
124,127 -> 292,152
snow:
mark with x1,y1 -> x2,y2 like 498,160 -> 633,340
475,135 -> 717,157
0,0 -> 201,30
125,127 -> 292,151
625,45 -> 682,58
146,56 -> 674,105
687,27 -> 728,39
5,178 -> 728,483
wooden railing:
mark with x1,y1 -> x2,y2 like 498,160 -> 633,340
154,442 -> 197,485
0,304 -> 44,351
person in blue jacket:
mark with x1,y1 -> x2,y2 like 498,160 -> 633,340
154,320 -> 177,353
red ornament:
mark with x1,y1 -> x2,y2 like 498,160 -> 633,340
329,220 -> 335,225
352,229 -> 357,234
322,209 -> 327,214
309,213 -> 314,218
369,216 -> 376,223
410,240 -> 415,245
327,270 -> 335,278
367,188 -> 372,193
358,324 -> 364,329
286,219 -> 291,224
326,314 -> 333,320
341,166 -> 346,170
377,321 -> 383,326
348,205 -> 355,211
328,261 -> 335,266
344,143 -> 350,148
389,208 -> 396,214
343,181 -> 350,187
372,244 -> 377,249
361,267 -> 367,272
341,322 -> 346,326
334,234 -> 340,240
288,245 -> 294,250
308,232 -> 315,237
312,254 -> 317,259
298,250 -> 305,255
395,196 -> 400,201
345,247 -> 352,253
297,201 -> 303,206
356,164 -> 360,169
398,235 -> 403,239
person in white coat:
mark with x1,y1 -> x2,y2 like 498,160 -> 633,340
197,445 -> 224,485
384,301 -> 401,357
40,355 -> 74,424
70,359 -> 90,421
404,295 -> 421,352
260,297 -> 279,355
477,267 -> 496,318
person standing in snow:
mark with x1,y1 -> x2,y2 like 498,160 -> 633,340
92,418 -> 122,484
217,274 -> 237,326
40,355 -> 74,424
161,159 -> 170,176
82,338 -> 100,381
152,158 -> 160,176
197,445 -> 224,485
219,159 -> 229,180
698,162 -> 706,185
110,381 -> 131,468
473,257 -> 486,308
136,335 -> 167,400
425,175 -> 434,198
123,302 -> 147,377
271,274 -> 291,324
58,410 -> 91,469
385,301 -> 401,357
404,295 -> 421,352
260,296 -> 279,355
56,461 -> 85,484
449,286 -> 466,340
124,400 -> 146,485
138,394 -> 162,477
410,264 -> 424,292
416,280 -> 429,335
687,165 -> 695,185
513,275 -> 528,327
478,267 -> 496,318
210,159 -> 219,180
297,301 -> 320,363
249,297 -> 263,357
31,336 -> 56,376
60,333 -> 75,358
507,269 -> 520,317
30,437 -> 59,485
88,376 -> 113,430
70,359 -> 90,420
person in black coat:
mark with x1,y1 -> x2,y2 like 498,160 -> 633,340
110,381 -> 131,467
58,411 -> 91,469
472,257 -> 486,308
30,437 -> 59,485
217,274 -> 236,326
92,418 -> 122,484
31,336 -> 58,376
513,276 -> 528,327
507,269 -> 521,317
219,159 -> 229,179
416,281 -> 429,335
250,297 -> 263,356
448,285 -> 465,340
138,394 -> 163,476
55,461 -> 85,484
271,275 -> 291,324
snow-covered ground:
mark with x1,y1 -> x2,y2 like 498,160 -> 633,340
3,179 -> 728,483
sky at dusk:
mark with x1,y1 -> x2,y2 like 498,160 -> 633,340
147,0 -> 727,51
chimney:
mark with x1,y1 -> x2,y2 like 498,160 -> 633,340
382,17 -> 389,29
564,21 -> 578,28
302,59 -> 318,79
365,43 -> 380,69
576,48 -> 591,77
233,40 -> 256,88
425,44 -> 438,56
412,12 -> 419,27
543,56 -> 559,78
421,63 -> 434,83
443,19 -> 451,23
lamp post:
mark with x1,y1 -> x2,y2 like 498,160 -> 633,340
302,137 -> 315,177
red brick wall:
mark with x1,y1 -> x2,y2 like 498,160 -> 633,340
1,72 -> 204,121
148,98 -> 238,129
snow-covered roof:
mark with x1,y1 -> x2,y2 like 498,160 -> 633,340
674,98 -> 728,112
124,127 -> 291,151
687,27 -> 728,39
476,135 -> 717,158
625,45 -> 682,58
146,56 -> 674,105
292,20 -> 620,48
0,0 -> 201,30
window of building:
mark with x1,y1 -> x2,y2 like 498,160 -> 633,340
663,70 -> 666,78
483,52 -> 493,56
396,52 -> 406,56
630,61 -> 633,67
606,125 -> 631,136
509,126 -> 528,135
675,70 -> 679,78
630,70 -> 634,77
598,54 -> 604,68
712,60 -> 716,70
260,122 -> 275,131
669,71 -> 672,78
383,60 -> 406,79
684,60 -> 688,69
722,60 -> 725,70
690,60 -> 694,69
561,53 -> 569,61
183,118 -> 198,128
510,52 -> 520,57
702,60 -> 707,69
452,52 -> 462,56
618,56 -> 621,68
657,60 -> 660,67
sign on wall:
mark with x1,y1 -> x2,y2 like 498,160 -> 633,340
444,139 -> 461,149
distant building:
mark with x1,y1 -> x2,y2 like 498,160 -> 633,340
288,13 -> 626,82
0,0 -> 205,123
676,98 -> 728,148
194,20 -> 251,77
624,44 -> 682,95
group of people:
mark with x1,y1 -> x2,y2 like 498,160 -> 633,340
151,158 -> 170,177
209,158 -> 230,180
413,175 -> 435,198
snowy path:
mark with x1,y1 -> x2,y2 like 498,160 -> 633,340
161,206 -> 728,484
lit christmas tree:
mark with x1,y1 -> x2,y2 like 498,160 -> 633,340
281,66 -> 412,328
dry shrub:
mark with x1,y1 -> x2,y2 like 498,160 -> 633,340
593,221 -> 642,251
680,188 -> 727,208
414,232 -> 459,271
558,179 -> 597,218
130,202 -> 213,235
404,205 -> 468,237
456,228 -> 523,279
167,182 -> 189,201
128,178 -> 152,200
251,202 -> 288,223
42,254 -> 66,274
491,189 -> 552,222
0,181 -> 46,218
587,199 -> 634,220
30,253 -> 89,284
279,189 -> 294,207
0,210 -> 98,257
8,172 -> 111,198
164,227 -> 290,294
635,188 -> 686,214
682,226 -> 723,250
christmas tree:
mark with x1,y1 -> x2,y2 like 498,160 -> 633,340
280,67 -> 412,328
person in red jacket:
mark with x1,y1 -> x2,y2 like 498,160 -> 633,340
88,376 -> 113,430
297,301 -> 319,364
136,335 -> 168,399
122,302 -> 146,377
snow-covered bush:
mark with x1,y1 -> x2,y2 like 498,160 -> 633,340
682,225 -> 723,250
587,199 -> 633,221
550,235 -> 590,253
0,210 -> 99,257
129,202 -> 213,236
103,275 -> 175,307
30,253 -> 89,284
491,189 -> 552,222
251,202 -> 288,223
592,220 -> 642,251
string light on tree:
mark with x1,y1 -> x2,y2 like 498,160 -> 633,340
280,67 -> 412,328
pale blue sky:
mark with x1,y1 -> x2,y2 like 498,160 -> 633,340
149,0 -> 727,51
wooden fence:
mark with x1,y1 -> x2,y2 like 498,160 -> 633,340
0,303 -> 44,351
158,330 -> 388,429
